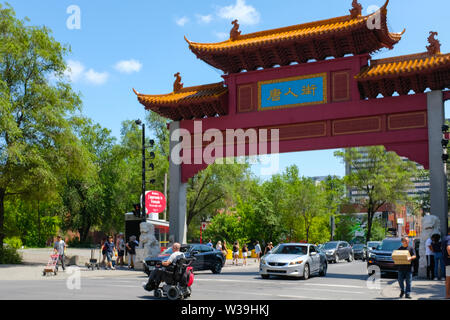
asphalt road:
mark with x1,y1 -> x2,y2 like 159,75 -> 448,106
0,260 -> 399,300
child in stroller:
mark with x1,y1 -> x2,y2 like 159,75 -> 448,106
143,256 -> 195,300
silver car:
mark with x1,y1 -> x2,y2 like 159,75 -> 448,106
259,243 -> 327,280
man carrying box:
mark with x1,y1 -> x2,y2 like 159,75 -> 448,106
394,237 -> 416,299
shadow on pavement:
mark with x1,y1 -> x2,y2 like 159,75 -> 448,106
323,272 -> 368,281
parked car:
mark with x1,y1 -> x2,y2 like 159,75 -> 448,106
323,241 -> 353,263
259,243 -> 327,280
352,244 -> 367,261
367,237 -> 418,275
143,244 -> 225,276
367,241 -> 382,258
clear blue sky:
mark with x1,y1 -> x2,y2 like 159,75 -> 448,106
6,0 -> 450,179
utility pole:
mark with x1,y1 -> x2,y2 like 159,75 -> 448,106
163,173 -> 168,221
136,119 -> 146,222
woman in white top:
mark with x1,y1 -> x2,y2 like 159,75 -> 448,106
216,241 -> 222,251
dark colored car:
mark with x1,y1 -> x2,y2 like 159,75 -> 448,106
323,241 -> 354,263
352,244 -> 367,261
143,244 -> 225,276
367,237 -> 419,275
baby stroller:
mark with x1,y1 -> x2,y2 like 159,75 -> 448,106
144,257 -> 195,300
85,246 -> 101,270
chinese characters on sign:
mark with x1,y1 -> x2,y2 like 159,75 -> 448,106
259,73 -> 327,110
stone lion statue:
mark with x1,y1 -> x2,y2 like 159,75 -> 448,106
138,221 -> 161,258
418,214 -> 441,278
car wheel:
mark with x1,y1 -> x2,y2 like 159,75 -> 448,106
319,262 -> 327,277
302,263 -> 310,280
335,254 -> 339,263
211,261 -> 222,274
261,274 -> 270,279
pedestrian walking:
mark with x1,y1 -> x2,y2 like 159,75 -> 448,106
242,244 -> 248,266
116,233 -> 126,268
53,236 -> 66,271
101,237 -> 107,267
216,241 -> 222,251
126,235 -> 139,270
264,242 -> 274,255
207,239 -> 213,247
254,241 -> 262,263
431,234 -> 445,281
232,241 -> 240,265
104,236 -> 116,270
426,236 -> 435,280
396,236 -> 416,299
222,240 -> 228,260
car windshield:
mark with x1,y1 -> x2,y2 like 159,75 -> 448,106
353,244 -> 364,250
271,245 -> 308,255
378,239 -> 412,251
323,242 -> 338,250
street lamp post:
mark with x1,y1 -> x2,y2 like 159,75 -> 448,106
135,120 -> 146,222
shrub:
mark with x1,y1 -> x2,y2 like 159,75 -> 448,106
0,247 -> 23,265
4,237 -> 23,249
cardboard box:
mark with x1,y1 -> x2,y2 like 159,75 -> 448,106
392,250 -> 411,265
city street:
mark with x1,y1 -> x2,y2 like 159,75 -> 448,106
0,261 -> 431,300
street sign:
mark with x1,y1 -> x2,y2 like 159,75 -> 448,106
397,218 -> 404,225
201,222 -> 208,231
145,190 -> 166,215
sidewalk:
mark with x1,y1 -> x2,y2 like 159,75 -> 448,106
0,250 -> 259,281
381,277 -> 447,300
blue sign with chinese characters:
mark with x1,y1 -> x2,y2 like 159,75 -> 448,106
258,73 -> 327,110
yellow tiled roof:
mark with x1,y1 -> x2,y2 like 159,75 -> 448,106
134,82 -> 228,106
356,52 -> 450,80
185,1 -> 402,53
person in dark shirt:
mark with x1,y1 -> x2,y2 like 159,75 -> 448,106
397,236 -> 416,299
431,233 -> 445,280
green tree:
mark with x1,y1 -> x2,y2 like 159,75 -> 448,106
335,146 -> 417,243
0,4 -> 84,247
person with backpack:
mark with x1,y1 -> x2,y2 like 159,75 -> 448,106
431,233 -> 445,281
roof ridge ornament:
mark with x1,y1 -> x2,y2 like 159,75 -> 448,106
173,72 -> 183,93
426,31 -> 441,55
230,19 -> 241,41
349,0 -> 363,18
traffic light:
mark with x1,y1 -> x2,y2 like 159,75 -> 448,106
133,203 -> 141,217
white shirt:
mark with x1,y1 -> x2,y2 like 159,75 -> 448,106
425,238 -> 434,256
167,251 -> 185,264
255,244 -> 261,254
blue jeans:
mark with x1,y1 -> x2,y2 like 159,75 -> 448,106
398,270 -> 412,294
433,252 -> 446,279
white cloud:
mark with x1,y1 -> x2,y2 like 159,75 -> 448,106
175,16 -> 189,26
84,69 -> 109,85
64,60 -> 109,85
197,14 -> 213,24
64,60 -> 85,82
114,59 -> 143,74
217,0 -> 261,25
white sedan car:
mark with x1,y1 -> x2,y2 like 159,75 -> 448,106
259,243 -> 327,280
